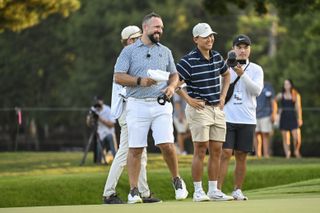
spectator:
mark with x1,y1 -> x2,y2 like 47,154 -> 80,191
173,91 -> 190,155
274,79 -> 303,158
254,81 -> 276,158
86,96 -> 117,164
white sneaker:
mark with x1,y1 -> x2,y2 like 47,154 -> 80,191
172,177 -> 188,200
127,187 -> 143,204
232,189 -> 248,200
193,189 -> 210,202
207,190 -> 234,201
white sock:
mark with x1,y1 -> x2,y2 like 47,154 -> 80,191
193,181 -> 203,192
208,180 -> 218,192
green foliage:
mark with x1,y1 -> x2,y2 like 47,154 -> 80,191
1,0 -> 320,152
260,13 -> 320,145
203,0 -> 320,16
0,0 -> 80,32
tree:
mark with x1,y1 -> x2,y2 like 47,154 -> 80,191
203,0 -> 320,16
0,0 -> 80,32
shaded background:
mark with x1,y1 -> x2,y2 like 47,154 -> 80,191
0,0 -> 319,156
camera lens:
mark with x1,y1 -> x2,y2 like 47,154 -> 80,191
227,51 -> 238,67
157,94 -> 170,105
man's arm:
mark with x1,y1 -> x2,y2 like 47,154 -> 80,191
234,65 -> 263,96
98,116 -> 115,129
176,83 -> 205,110
114,73 -> 156,87
162,72 -> 179,99
219,70 -> 230,108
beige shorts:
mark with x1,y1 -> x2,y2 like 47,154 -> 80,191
185,104 -> 226,142
256,116 -> 273,133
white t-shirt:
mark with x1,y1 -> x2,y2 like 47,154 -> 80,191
224,61 -> 264,124
97,104 -> 115,140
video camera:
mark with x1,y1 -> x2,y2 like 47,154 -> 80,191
226,50 -> 246,68
88,103 -> 102,124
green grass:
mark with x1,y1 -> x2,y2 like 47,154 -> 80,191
247,178 -> 320,198
0,152 -> 320,208
1,194 -> 320,213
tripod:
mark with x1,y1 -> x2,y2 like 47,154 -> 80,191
80,121 -> 106,166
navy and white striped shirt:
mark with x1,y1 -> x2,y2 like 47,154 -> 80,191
177,48 -> 227,104
114,39 -> 177,98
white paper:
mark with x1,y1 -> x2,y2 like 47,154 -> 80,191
147,69 -> 170,82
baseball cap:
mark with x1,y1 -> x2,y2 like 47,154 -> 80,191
121,25 -> 142,40
233,34 -> 251,46
192,23 -> 217,38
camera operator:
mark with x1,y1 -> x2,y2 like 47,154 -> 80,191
218,34 -> 264,201
86,96 -> 117,164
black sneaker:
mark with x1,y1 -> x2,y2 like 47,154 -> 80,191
103,193 -> 124,204
142,193 -> 162,203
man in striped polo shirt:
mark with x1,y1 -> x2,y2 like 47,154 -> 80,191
114,12 -> 188,204
176,23 -> 233,202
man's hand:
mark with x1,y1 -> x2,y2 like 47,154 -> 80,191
162,85 -> 175,99
186,97 -> 205,110
140,77 -> 157,87
90,106 -> 100,117
233,64 -> 244,76
219,96 -> 225,110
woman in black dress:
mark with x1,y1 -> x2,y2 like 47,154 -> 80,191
275,79 -> 303,158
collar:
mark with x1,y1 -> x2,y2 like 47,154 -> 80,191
136,38 -> 160,47
194,47 -> 213,61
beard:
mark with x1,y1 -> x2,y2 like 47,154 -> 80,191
148,32 -> 161,44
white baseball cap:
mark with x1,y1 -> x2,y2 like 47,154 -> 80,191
192,23 -> 217,37
121,25 -> 142,40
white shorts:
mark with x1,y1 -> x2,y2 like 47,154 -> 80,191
126,97 -> 174,148
173,117 -> 189,133
256,116 -> 273,133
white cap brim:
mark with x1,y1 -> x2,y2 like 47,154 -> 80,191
129,32 -> 142,39
198,30 -> 217,38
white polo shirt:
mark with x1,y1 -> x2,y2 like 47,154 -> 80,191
224,61 -> 264,124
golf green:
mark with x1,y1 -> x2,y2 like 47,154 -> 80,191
1,196 -> 319,213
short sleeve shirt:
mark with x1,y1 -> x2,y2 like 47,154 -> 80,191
176,48 -> 227,105
114,39 -> 177,98
256,82 -> 275,118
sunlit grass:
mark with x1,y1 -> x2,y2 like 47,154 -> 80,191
0,152 -> 320,207
1,152 -> 320,177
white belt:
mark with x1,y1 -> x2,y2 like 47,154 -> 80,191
128,97 -> 158,102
